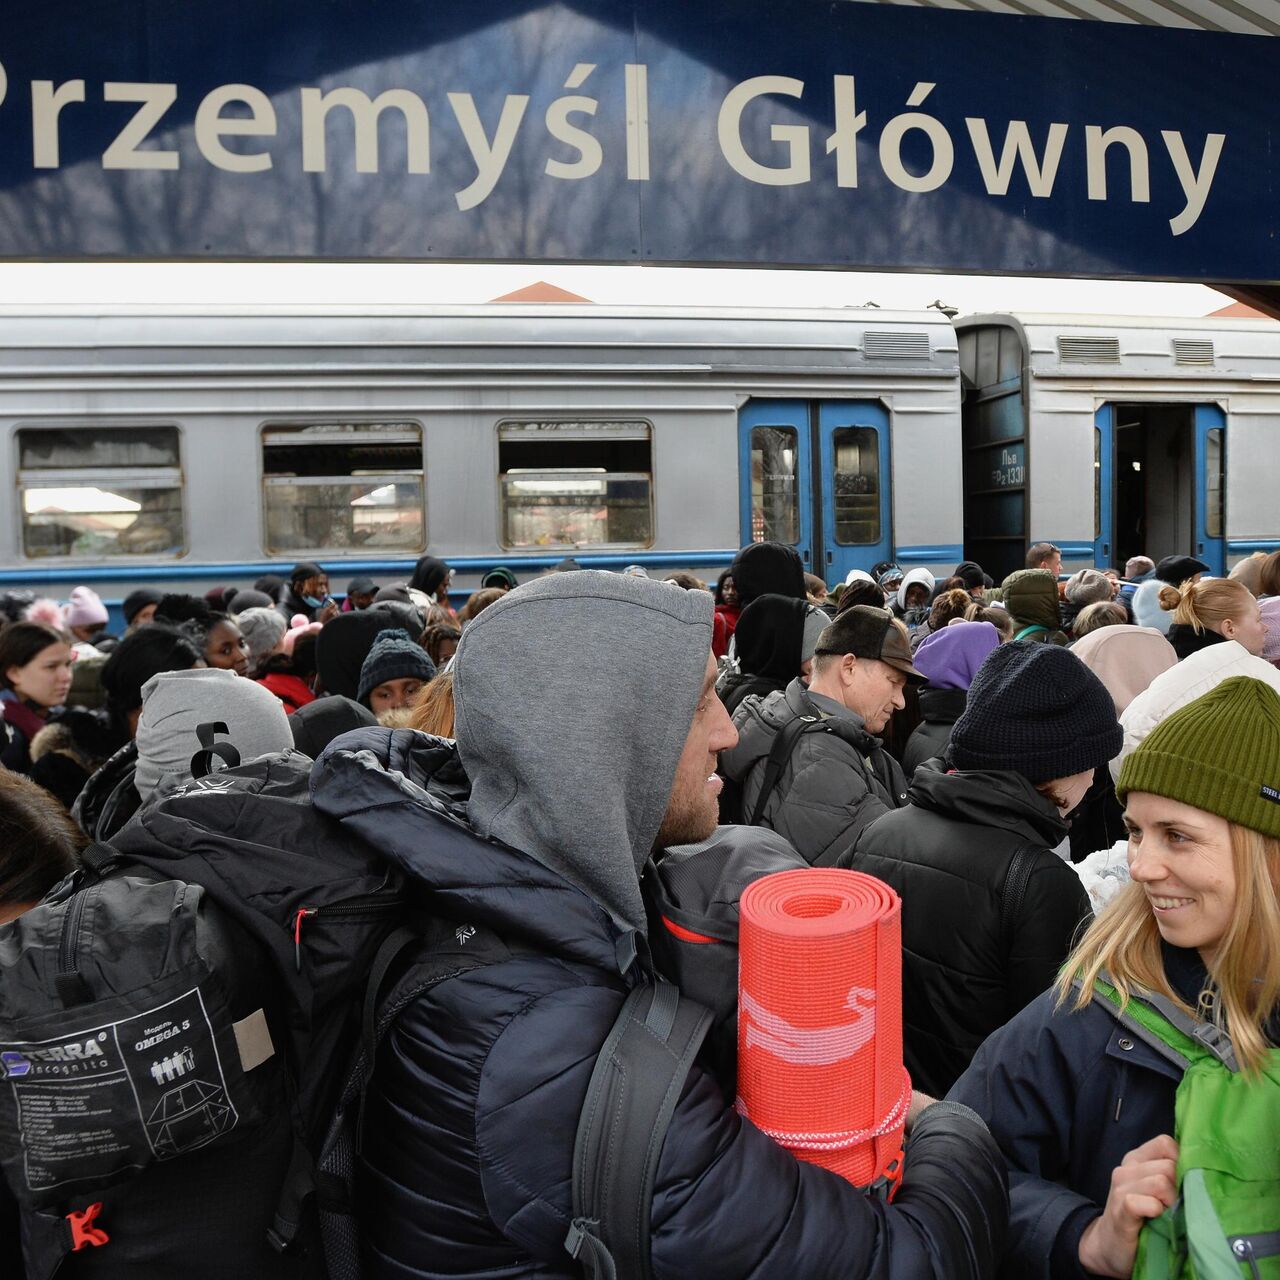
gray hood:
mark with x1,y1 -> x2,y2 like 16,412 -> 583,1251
452,571 -> 713,933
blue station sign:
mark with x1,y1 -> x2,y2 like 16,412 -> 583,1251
0,0 -> 1274,280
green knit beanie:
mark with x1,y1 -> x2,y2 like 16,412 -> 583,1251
1116,675 -> 1280,838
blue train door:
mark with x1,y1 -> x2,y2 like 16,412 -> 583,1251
738,399 -> 891,585
1094,405 -> 1114,567
818,401 -> 892,584
1194,404 -> 1226,574
738,401 -> 816,573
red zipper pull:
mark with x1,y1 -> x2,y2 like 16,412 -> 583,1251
293,908 -> 316,972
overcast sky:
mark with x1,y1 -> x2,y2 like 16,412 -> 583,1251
0,261 -> 1236,317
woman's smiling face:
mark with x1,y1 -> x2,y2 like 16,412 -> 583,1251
1124,791 -> 1237,967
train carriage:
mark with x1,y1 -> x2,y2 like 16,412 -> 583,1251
0,305 -> 963,615
957,312 -> 1280,583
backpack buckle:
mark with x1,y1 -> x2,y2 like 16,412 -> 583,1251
67,1202 -> 110,1251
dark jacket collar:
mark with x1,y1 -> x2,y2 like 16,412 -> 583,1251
907,763 -> 1068,847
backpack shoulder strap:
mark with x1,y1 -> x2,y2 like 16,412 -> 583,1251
747,713 -> 823,827
1081,973 -> 1242,1074
1000,845 -> 1035,951
566,981 -> 712,1280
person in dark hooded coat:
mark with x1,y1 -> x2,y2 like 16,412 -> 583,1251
1000,569 -> 1069,645
317,573 -> 1008,1280
728,540 -> 807,608
407,554 -> 452,602
854,643 -> 1114,1096
715,594 -> 827,716
314,606 -> 423,700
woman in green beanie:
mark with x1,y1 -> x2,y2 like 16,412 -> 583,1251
948,675 -> 1280,1280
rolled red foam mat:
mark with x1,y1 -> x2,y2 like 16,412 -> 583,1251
737,868 -> 909,1190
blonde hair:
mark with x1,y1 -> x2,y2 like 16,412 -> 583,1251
409,671 -> 455,738
1157,577 -> 1255,637
1055,822 -> 1280,1075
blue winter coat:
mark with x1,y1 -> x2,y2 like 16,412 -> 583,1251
311,728 -> 1009,1280
946,944 -> 1213,1280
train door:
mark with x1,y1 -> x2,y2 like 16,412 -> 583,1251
738,401 -> 816,572
1194,404 -> 1226,572
1105,402 -> 1226,575
817,402 -> 892,584
738,399 -> 891,584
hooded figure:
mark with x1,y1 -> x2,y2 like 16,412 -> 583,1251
1000,569 -> 1069,644
893,568 -> 936,627
727,541 -> 806,607
316,609 -> 417,700
134,668 -> 293,801
305,571 -> 1007,1280
454,572 -> 710,932
902,621 -> 1001,778
1131,576 -> 1174,634
715,596 -> 827,716
408,555 -> 451,601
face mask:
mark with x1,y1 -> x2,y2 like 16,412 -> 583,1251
303,594 -> 325,608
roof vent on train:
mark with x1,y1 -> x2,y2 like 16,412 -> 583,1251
863,330 -> 931,360
1172,338 -> 1215,366
1057,335 -> 1121,364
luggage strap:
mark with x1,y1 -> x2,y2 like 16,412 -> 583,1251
566,981 -> 712,1280
748,714 -> 828,827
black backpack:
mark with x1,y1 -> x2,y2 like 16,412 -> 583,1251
0,729 -> 711,1280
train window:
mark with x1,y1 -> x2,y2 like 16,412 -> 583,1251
261,421 -> 425,554
749,426 -> 800,544
1205,427 -> 1223,538
832,427 -> 881,545
497,421 -> 652,548
17,426 -> 185,559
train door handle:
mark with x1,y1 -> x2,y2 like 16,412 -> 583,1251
826,550 -> 834,566
1102,543 -> 1110,557
802,548 -> 811,564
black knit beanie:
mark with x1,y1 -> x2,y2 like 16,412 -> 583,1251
356,628 -> 436,705
949,641 -> 1122,783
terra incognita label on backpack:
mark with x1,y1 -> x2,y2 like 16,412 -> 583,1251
0,987 -> 238,1192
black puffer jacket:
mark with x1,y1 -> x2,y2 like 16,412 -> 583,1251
901,687 -> 966,779
853,766 -> 1093,1097
311,728 -> 1009,1280
70,739 -> 140,840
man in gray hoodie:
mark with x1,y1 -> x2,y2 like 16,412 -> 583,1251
324,573 -> 1007,1279
720,606 -> 917,865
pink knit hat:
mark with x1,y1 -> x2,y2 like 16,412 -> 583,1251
63,586 -> 109,628
282,618 -> 323,658
1260,596 -> 1280,668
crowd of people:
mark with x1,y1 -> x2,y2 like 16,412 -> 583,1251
1,539 -> 1278,1279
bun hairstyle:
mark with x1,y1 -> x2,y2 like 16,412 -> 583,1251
1157,577 -> 1256,637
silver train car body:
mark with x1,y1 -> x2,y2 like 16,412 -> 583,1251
0,305 -> 964,615
957,312 -> 1280,582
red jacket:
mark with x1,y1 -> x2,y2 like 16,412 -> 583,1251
256,672 -> 317,714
